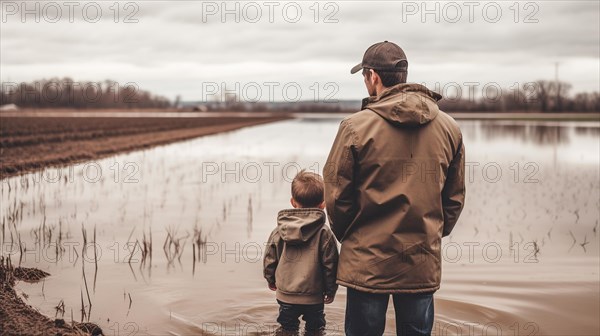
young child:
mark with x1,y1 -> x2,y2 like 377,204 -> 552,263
263,170 -> 339,335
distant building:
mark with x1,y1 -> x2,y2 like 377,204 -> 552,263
0,104 -> 18,111
192,105 -> 208,112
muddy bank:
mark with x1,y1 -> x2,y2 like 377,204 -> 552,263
0,115 -> 288,179
0,257 -> 102,336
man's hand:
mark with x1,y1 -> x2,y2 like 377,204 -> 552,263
324,294 -> 335,304
268,283 -> 277,291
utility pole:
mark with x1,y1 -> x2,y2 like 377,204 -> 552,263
554,62 -> 560,111
553,62 -> 559,167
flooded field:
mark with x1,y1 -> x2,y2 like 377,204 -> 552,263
1,117 -> 599,335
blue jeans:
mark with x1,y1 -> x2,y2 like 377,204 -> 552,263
345,288 -> 434,336
277,300 -> 326,332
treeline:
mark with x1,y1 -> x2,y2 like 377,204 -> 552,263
193,100 -> 355,113
438,80 -> 600,113
192,79 -> 600,113
0,78 -> 171,109
2,78 -> 598,113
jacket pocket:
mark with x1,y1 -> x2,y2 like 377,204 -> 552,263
365,242 -> 440,288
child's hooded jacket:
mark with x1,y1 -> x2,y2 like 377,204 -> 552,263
263,208 -> 339,304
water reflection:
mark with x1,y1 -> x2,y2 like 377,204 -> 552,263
477,121 -> 575,145
575,126 -> 600,137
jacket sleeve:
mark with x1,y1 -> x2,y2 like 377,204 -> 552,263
321,231 -> 339,297
263,230 -> 279,285
442,136 -> 466,237
324,119 -> 359,242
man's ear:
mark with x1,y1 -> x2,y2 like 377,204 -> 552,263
318,201 -> 325,209
364,69 -> 373,83
290,197 -> 297,208
370,69 -> 381,86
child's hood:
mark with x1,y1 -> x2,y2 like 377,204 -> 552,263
276,208 -> 326,245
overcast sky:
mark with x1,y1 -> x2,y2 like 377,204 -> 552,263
1,0 -> 599,102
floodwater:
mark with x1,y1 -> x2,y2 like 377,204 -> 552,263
1,117 -> 599,335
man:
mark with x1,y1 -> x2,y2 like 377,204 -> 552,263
324,41 -> 466,335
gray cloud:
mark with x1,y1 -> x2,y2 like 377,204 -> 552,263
1,1 -> 598,100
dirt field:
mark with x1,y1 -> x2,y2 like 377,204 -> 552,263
0,115 -> 288,178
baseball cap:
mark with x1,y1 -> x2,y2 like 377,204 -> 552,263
350,41 -> 408,74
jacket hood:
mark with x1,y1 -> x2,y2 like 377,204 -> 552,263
277,208 -> 326,245
361,83 -> 442,127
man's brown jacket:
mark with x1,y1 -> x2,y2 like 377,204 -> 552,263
324,83 -> 465,294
